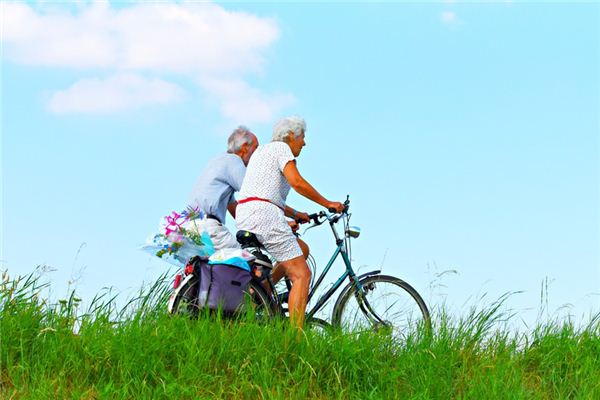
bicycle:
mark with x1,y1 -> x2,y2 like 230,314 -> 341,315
169,196 -> 431,338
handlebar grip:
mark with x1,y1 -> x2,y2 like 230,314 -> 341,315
328,207 -> 338,213
308,213 -> 320,223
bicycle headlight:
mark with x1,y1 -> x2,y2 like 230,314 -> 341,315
346,226 -> 361,238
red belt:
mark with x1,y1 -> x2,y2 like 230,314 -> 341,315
238,197 -> 284,211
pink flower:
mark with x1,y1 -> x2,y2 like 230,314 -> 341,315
167,232 -> 183,243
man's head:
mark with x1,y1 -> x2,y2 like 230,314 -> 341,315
227,126 -> 258,166
272,116 -> 306,157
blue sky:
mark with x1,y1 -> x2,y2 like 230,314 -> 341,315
2,1 -> 598,327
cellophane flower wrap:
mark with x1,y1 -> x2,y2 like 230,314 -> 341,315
141,206 -> 215,267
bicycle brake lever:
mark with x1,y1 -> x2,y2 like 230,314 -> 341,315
302,223 -> 320,235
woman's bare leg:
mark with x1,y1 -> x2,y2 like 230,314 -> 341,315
271,238 -> 309,284
276,255 -> 311,329
298,237 -> 310,259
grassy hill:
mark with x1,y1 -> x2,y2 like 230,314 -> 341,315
1,271 -> 599,399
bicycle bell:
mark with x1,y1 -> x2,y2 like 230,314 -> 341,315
346,226 -> 361,238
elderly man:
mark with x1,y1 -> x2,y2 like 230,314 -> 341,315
188,126 -> 258,250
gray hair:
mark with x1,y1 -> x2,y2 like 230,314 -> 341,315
227,126 -> 255,153
272,116 -> 306,142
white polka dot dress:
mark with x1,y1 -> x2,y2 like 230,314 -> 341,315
236,142 -> 303,262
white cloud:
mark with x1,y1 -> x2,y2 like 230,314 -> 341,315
3,2 -> 118,68
2,1 -> 292,120
47,74 -> 184,114
2,2 -> 278,73
200,77 -> 295,124
441,11 -> 457,25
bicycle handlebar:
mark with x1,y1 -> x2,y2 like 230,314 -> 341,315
305,196 -> 351,228
307,212 -> 323,224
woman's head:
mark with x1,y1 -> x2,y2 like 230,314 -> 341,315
272,116 -> 306,157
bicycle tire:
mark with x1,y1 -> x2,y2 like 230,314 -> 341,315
169,275 -> 201,318
332,274 -> 431,338
236,279 -> 277,322
305,317 -> 333,334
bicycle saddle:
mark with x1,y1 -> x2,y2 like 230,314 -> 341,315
236,230 -> 272,271
236,230 -> 264,249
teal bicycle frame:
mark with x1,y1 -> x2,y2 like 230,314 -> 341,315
298,209 -> 381,322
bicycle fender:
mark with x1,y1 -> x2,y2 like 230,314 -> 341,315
356,270 -> 382,279
331,270 -> 381,321
167,274 -> 197,314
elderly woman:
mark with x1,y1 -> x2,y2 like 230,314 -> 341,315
236,116 -> 343,329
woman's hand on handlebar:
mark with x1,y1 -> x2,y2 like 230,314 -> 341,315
327,201 -> 345,214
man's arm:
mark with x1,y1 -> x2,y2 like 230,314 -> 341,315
227,191 -> 237,218
228,201 -> 237,219
227,158 -> 246,192
284,205 -> 310,223
225,157 -> 245,219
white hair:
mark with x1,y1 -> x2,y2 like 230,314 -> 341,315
227,126 -> 255,153
272,116 -> 306,142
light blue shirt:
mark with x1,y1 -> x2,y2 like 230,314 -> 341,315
188,153 -> 246,224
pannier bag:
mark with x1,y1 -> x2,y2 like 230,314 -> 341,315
195,249 -> 254,312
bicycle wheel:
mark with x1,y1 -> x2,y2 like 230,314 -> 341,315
332,275 -> 431,338
305,317 -> 333,335
235,279 -> 276,322
169,276 -> 200,318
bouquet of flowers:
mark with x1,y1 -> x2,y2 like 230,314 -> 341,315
141,206 -> 215,266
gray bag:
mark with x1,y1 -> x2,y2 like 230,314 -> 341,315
197,260 -> 252,312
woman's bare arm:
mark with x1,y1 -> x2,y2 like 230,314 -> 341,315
283,160 -> 342,211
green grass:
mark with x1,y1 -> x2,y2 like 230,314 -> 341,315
1,271 -> 599,399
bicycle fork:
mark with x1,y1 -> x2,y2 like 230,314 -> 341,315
341,251 -> 389,327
